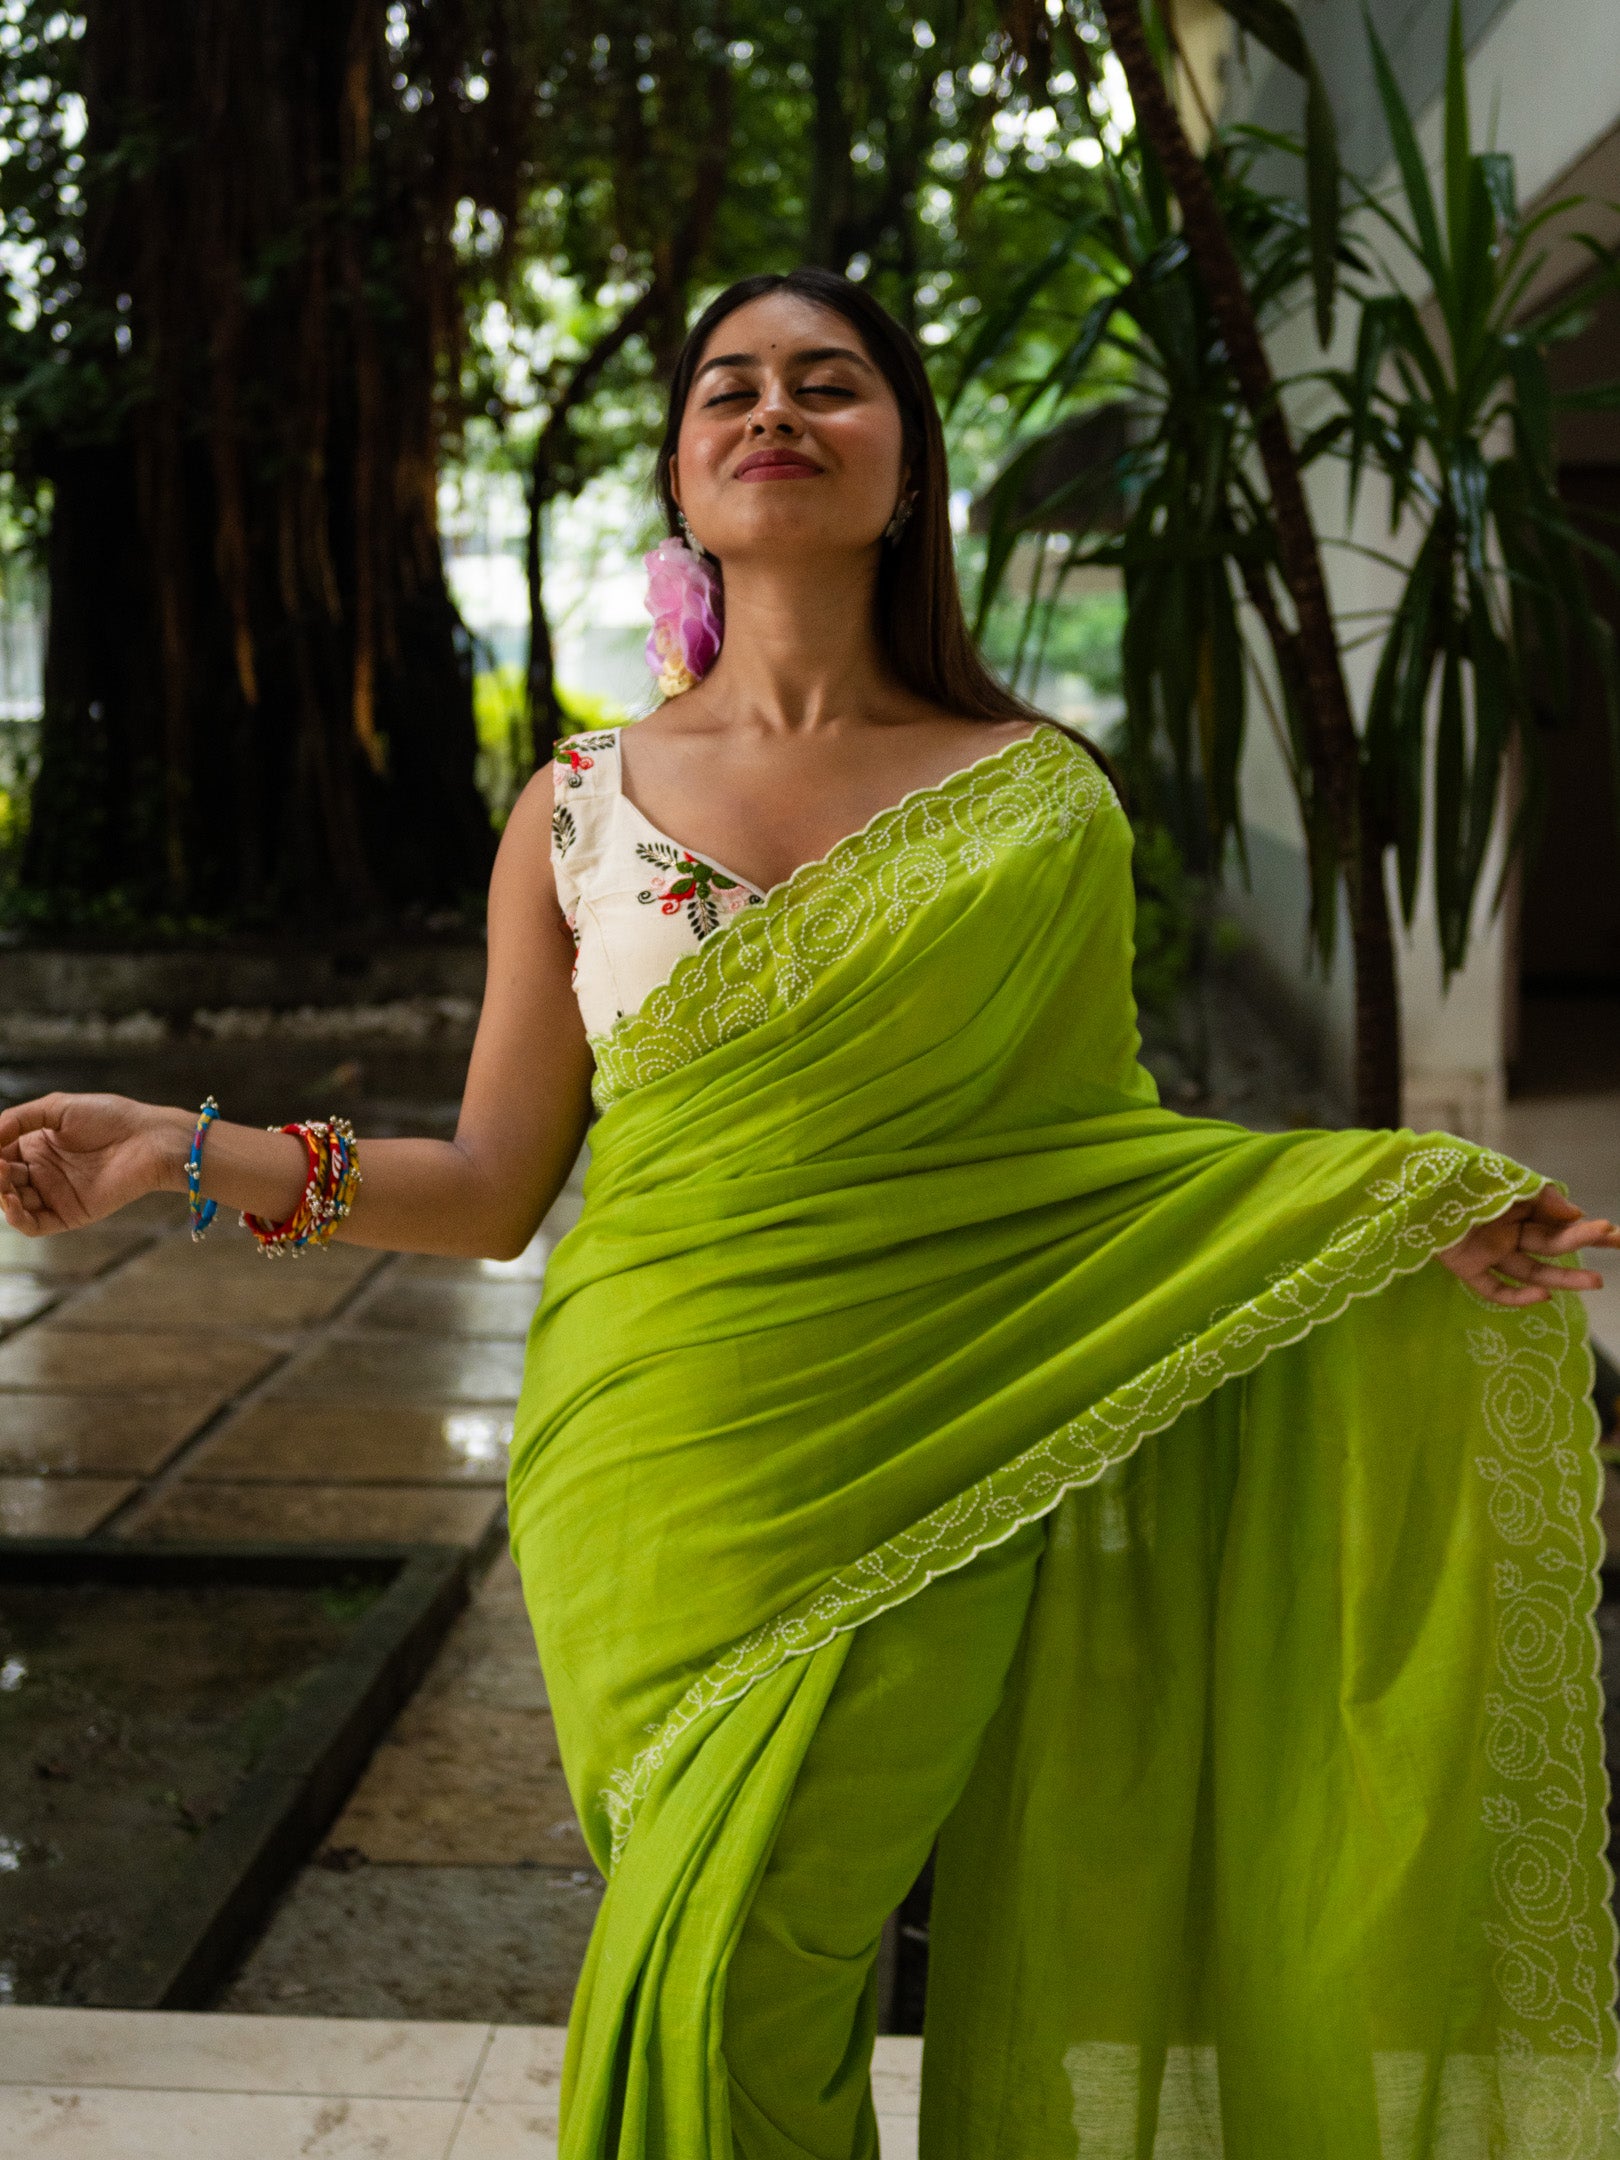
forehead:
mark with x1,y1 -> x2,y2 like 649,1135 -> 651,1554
693,291 -> 878,373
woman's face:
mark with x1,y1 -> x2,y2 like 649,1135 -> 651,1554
669,292 -> 909,567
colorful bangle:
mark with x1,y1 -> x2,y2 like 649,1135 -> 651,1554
187,1097 -> 219,1243
241,1117 -> 361,1257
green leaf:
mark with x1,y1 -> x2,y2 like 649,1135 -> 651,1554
1461,586 -> 1511,933
1201,557 -> 1247,851
1304,66 -> 1342,347
1217,0 -> 1340,343
1478,153 -> 1516,228
945,207 -> 1100,418
1214,0 -> 1309,74
1449,441 -> 1491,581
1502,338 -> 1553,474
1433,633 -> 1466,972
1363,5 -> 1450,307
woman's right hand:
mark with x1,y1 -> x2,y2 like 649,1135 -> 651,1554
0,1092 -> 187,1237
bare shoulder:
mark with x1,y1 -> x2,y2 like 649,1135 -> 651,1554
503,765 -> 559,851
489,766 -> 562,917
914,712 -> 1044,761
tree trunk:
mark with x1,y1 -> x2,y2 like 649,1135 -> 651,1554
807,7 -> 854,269
524,475 -> 566,767
1098,0 -> 1403,1126
22,0 -> 494,928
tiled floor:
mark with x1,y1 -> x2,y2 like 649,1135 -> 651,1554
222,1551 -> 604,2023
0,1164 -> 579,1544
0,1165 -> 602,2032
0,2008 -> 924,2156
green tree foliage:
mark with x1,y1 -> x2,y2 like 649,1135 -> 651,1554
0,0 -> 535,927
458,0 -> 1080,763
0,0 -> 1119,924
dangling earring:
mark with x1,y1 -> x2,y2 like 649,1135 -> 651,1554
677,510 -> 702,555
883,495 -> 915,545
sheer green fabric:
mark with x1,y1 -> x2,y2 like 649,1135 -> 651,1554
508,729 -> 1615,2158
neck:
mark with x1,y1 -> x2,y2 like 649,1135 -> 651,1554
697,548 -> 899,733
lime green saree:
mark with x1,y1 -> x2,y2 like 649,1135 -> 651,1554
508,727 -> 1615,2159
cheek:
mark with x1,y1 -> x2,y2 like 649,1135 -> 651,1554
827,410 -> 904,495
675,416 -> 731,498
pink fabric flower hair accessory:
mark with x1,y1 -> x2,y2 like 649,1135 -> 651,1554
644,534 -> 722,698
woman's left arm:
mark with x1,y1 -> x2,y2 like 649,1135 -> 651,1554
1438,1184 -> 1620,1307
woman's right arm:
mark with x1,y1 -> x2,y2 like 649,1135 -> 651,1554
0,771 -> 594,1262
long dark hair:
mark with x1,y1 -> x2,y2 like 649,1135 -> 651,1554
655,267 -> 1112,774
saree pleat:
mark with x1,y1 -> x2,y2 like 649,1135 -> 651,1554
509,730 -> 1616,2158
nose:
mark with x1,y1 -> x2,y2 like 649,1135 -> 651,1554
748,379 -> 801,437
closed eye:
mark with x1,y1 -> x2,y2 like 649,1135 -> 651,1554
701,381 -> 858,409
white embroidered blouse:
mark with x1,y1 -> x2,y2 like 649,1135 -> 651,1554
551,728 -> 766,1038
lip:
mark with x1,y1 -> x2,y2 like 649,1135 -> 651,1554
734,448 -> 825,481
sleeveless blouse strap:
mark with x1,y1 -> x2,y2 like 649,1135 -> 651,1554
550,730 -> 622,921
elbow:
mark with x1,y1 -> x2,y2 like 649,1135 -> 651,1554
480,1222 -> 537,1265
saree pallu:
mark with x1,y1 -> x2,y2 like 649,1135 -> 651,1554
508,728 -> 1617,2159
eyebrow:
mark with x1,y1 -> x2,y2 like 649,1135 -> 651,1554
693,344 -> 876,381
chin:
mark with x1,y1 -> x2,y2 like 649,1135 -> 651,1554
712,514 -> 887,562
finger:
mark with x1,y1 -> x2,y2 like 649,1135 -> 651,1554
0,1157 -> 40,1206
1528,1184 -> 1583,1221
1471,1278 -> 1551,1306
0,1188 -> 37,1234
1520,1218 -> 1616,1257
1497,1252 -> 1605,1292
0,1094 -> 65,1151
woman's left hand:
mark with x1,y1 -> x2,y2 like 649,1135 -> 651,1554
1437,1183 -> 1620,1306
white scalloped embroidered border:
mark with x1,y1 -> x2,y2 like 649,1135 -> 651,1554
589,727 -> 1107,1110
601,1142 -> 1550,1868
1467,1295 -> 1617,2151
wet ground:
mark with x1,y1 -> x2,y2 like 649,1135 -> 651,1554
0,1577 -> 381,2004
0,1023 -> 601,2020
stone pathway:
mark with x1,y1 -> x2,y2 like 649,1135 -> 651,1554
0,2006 -> 925,2156
221,1551 -> 603,2024
0,1161 -> 601,2029
0,1166 -> 574,1545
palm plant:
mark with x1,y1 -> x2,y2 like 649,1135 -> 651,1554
978,0 -> 1619,1120
1329,7 -> 1620,978
961,132 -> 1345,897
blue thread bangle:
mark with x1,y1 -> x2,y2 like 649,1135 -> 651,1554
188,1097 -> 219,1242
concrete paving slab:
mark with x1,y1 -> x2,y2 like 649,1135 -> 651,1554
324,1701 -> 589,1869
267,1336 -> 526,1406
181,1403 -> 512,1485
218,1864 -> 603,2025
117,1481 -> 505,1548
0,1329 -> 278,1397
0,1393 -> 231,1477
0,1475 -> 136,1536
350,1278 -> 539,1340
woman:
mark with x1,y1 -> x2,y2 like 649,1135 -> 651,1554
2,268 -> 1616,2160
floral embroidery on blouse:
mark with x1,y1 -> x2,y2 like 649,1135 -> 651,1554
635,840 -> 762,941
553,733 -> 616,791
552,803 -> 577,856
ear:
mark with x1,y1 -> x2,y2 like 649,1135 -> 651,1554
667,458 -> 683,512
